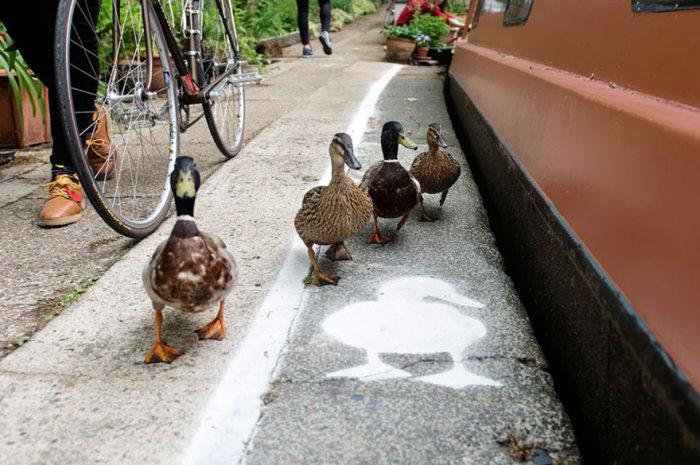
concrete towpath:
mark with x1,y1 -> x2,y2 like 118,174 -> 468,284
0,9 -> 580,465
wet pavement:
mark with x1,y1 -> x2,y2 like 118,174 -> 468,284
0,9 -> 580,465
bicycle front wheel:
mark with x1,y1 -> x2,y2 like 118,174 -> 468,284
55,0 -> 180,238
199,0 -> 245,159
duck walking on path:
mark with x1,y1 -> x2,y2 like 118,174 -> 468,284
143,157 -> 238,363
409,123 -> 461,221
360,121 -> 419,244
295,134 -> 373,286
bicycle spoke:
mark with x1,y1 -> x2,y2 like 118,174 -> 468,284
200,0 -> 245,158
56,0 -> 179,237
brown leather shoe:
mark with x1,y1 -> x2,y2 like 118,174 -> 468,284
38,173 -> 86,227
85,105 -> 117,180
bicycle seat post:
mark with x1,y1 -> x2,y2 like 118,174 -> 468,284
184,0 -> 202,84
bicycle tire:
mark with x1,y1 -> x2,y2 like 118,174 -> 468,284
55,0 -> 180,238
384,4 -> 396,26
199,0 -> 245,159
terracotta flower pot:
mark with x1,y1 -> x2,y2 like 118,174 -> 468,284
0,71 -> 51,148
149,55 -> 167,95
414,46 -> 429,59
385,36 -> 416,63
118,55 -> 167,96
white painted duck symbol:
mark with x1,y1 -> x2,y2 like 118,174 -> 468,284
323,276 -> 501,388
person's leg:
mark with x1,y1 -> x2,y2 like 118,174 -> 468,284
0,3 -> 74,175
318,0 -> 332,55
318,0 -> 331,33
70,0 -> 116,180
1,1 -> 101,226
296,0 -> 313,56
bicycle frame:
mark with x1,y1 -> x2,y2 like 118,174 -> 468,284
108,0 -> 259,111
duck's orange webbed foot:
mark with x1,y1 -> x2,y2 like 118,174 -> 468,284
366,216 -> 392,244
366,231 -> 392,244
195,301 -> 227,340
418,208 -> 437,222
145,340 -> 183,364
326,242 -> 353,261
314,270 -> 340,286
396,211 -> 412,231
145,309 -> 183,364
306,246 -> 340,286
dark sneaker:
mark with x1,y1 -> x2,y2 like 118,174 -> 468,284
303,47 -> 313,58
319,31 -> 332,55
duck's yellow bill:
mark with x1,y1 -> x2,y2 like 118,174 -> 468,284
176,171 -> 197,199
398,134 -> 417,150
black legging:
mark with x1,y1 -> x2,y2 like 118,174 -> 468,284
296,0 -> 331,46
0,0 -> 100,175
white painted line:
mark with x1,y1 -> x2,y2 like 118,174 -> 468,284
181,64 -> 402,465
319,64 -> 402,185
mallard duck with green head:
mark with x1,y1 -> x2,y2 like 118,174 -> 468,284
142,156 -> 238,363
359,121 -> 419,244
295,133 -> 373,286
409,123 -> 461,221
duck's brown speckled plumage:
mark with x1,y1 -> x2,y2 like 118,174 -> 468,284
144,221 -> 237,314
410,123 -> 460,196
295,133 -> 372,286
295,175 -> 372,246
142,156 -> 237,363
360,161 -> 420,218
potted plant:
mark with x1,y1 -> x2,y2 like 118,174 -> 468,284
409,13 -> 451,47
414,33 -> 431,59
381,24 -> 417,63
409,13 -> 453,65
0,28 -> 50,148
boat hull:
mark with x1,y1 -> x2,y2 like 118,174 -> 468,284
447,44 -> 700,463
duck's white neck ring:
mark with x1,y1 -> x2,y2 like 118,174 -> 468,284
177,215 -> 196,222
384,159 -> 400,163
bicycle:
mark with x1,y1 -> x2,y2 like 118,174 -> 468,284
384,0 -> 410,26
54,0 -> 261,238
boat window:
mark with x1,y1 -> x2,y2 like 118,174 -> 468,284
472,0 -> 507,28
503,0 -> 533,25
632,0 -> 700,12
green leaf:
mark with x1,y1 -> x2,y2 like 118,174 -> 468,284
0,54 -> 24,130
12,335 -> 30,347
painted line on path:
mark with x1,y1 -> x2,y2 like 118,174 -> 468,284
182,64 -> 402,465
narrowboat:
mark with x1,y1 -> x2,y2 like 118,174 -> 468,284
446,1 -> 700,463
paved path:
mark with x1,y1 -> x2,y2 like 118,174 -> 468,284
0,10 -> 580,465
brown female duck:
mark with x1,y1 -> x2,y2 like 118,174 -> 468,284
360,121 -> 419,244
295,133 -> 373,286
143,157 -> 238,363
409,123 -> 461,221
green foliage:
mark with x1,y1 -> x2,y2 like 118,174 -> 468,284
12,335 -> 30,347
414,32 -> 431,47
409,13 -> 451,46
447,0 -> 470,15
48,277 -> 97,314
331,8 -> 353,31
333,0 -> 376,19
381,24 -> 418,40
1,0 -> 378,116
0,24 -> 47,133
